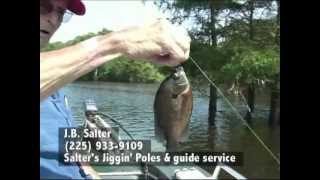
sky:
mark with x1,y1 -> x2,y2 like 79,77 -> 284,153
50,0 -> 277,43
51,0 -> 169,43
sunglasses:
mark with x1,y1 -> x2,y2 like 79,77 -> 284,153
40,0 -> 73,23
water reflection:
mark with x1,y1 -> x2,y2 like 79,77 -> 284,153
63,81 -> 280,179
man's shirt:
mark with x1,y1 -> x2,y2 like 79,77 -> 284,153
40,90 -> 89,179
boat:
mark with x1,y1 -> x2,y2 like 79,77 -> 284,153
80,99 -> 246,179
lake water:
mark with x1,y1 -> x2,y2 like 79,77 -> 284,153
63,81 -> 280,179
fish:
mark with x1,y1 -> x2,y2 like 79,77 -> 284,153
154,65 -> 193,151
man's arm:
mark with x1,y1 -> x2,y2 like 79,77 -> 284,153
40,33 -> 122,101
40,19 -> 191,101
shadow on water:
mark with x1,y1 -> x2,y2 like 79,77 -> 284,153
63,81 -> 280,179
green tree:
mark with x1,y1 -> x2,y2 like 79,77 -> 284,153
156,0 -> 280,123
42,28 -> 165,83
156,0 -> 246,123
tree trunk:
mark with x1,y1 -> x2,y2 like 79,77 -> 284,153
276,0 -> 280,26
269,88 -> 280,126
248,0 -> 255,40
245,0 -> 255,123
209,1 -> 217,47
276,0 -> 280,45
272,1 -> 280,125
245,83 -> 255,123
269,74 -> 280,126
208,1 -> 218,126
208,84 -> 217,125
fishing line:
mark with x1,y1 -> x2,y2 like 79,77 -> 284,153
97,112 -> 150,178
98,112 -> 135,141
79,0 -> 279,166
189,56 -> 280,166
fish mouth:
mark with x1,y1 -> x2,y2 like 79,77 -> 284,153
176,82 -> 188,86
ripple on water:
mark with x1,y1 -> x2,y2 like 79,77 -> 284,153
62,82 -> 280,179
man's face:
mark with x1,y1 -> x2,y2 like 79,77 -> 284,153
40,0 -> 69,48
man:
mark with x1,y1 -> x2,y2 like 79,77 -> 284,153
40,0 -> 190,179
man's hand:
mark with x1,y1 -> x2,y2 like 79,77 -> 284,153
40,18 -> 190,101
114,18 -> 191,66
81,164 -> 101,179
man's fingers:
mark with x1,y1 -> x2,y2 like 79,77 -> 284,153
163,22 -> 191,63
169,25 -> 191,53
119,17 -> 191,66
184,47 -> 190,60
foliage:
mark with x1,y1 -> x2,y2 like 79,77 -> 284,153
41,28 -> 165,83
221,46 -> 279,86
156,0 -> 280,90
42,0 -> 280,87
86,57 -> 165,83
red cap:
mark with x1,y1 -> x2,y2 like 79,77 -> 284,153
68,0 -> 86,15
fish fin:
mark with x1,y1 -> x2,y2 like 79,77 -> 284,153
166,140 -> 179,152
178,127 -> 189,143
154,125 -> 165,142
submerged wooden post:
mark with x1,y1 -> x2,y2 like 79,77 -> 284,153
245,83 -> 255,123
208,84 -> 217,125
93,68 -> 98,81
269,75 -> 280,126
269,88 -> 280,126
